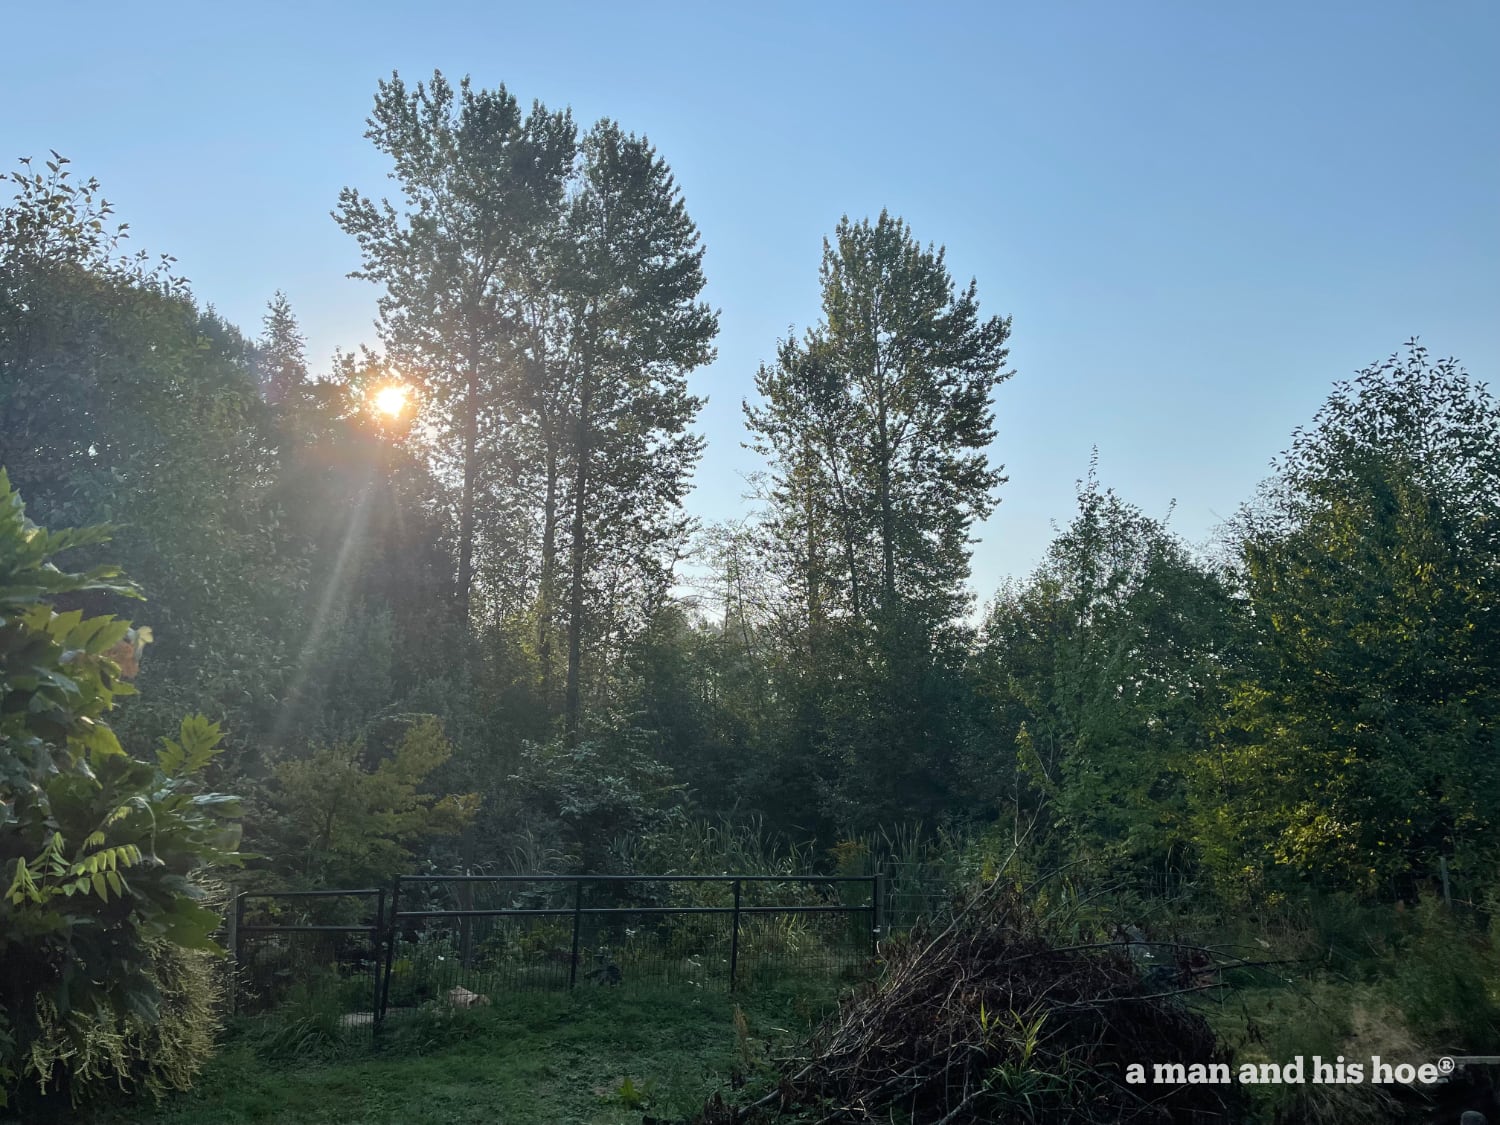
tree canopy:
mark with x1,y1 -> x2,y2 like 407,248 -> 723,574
1195,343 -> 1500,897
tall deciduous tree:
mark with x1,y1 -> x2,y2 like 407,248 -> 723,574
744,212 -> 1010,828
973,468 -> 1239,873
553,120 -> 717,739
748,211 -> 1012,632
0,156 -> 302,761
335,71 -> 575,618
335,77 -> 715,746
0,154 -> 189,516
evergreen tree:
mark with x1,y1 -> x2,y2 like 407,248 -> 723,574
255,290 -> 307,406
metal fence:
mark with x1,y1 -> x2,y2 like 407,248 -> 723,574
880,859 -> 962,932
229,873 -> 881,1032
232,888 -> 386,1026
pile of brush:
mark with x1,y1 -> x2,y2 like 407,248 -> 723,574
699,885 -> 1240,1125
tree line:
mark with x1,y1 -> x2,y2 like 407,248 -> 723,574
4,69 -> 1498,927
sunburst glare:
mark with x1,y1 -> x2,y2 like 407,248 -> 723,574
372,382 -> 410,419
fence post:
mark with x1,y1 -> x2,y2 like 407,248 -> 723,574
228,888 -> 244,1016
458,875 -> 474,968
729,877 -> 742,992
377,876 -> 402,1030
871,871 -> 883,958
371,886 -> 386,1035
568,878 -> 583,989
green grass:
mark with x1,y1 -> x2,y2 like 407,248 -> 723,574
89,981 -> 842,1125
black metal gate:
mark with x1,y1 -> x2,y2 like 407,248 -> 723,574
231,888 -> 386,1028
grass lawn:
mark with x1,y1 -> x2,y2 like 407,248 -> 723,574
90,982 -> 841,1125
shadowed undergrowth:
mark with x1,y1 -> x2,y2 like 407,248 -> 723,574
88,980 -> 841,1125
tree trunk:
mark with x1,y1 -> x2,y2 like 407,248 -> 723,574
538,434 -> 559,702
824,444 -> 862,618
564,377 -> 592,743
455,358 -> 479,619
879,459 -> 895,609
802,438 -> 822,642
875,381 -> 896,611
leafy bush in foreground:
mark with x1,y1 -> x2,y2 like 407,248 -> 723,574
0,470 -> 240,1111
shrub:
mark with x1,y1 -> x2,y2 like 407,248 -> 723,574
266,715 -> 477,888
18,941 -> 222,1107
0,470 -> 241,1110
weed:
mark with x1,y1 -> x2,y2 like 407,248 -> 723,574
610,1075 -> 654,1109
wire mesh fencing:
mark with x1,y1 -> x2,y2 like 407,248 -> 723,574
228,874 -> 880,1033
378,874 -> 879,1018
881,858 -> 963,933
231,889 -> 385,1034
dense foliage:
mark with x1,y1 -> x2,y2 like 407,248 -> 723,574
1194,346 -> 1500,899
0,473 -> 239,1109
266,716 -> 476,888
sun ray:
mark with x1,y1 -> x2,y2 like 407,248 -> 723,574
271,485 -> 373,745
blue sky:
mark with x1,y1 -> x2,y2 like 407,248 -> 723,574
3,1 -> 1496,596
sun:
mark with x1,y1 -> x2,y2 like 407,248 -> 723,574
372,383 -> 410,419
